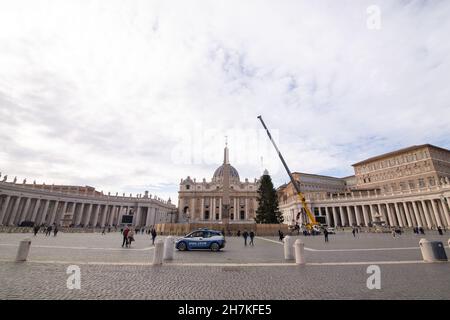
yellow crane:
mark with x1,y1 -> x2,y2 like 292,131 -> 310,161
257,115 -> 319,230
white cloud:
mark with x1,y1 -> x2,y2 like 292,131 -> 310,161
0,0 -> 449,201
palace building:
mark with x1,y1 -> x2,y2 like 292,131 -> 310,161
277,144 -> 450,229
178,144 -> 259,224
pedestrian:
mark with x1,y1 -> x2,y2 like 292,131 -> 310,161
53,225 -> 58,237
391,229 -> 396,238
102,227 -> 106,235
33,225 -> 40,236
324,228 -> 329,243
242,230 -> 249,246
46,225 -> 52,236
122,226 -> 130,247
249,231 -> 255,246
278,230 -> 284,241
437,226 -> 443,236
237,230 -> 241,237
151,228 -> 157,245
127,228 -> 135,247
352,228 -> 356,237
108,226 -> 111,233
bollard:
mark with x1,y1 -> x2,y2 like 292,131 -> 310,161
152,239 -> 164,265
163,236 -> 174,261
283,235 -> 294,260
16,238 -> 32,262
294,239 -> 305,265
419,238 -> 448,262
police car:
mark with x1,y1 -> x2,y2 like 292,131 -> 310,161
175,229 -> 225,252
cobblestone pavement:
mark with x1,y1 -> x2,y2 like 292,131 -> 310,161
1,231 -> 449,299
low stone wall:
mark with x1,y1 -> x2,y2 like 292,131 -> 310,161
154,223 -> 289,236
0,226 -> 116,233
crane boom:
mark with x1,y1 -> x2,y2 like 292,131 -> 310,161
257,115 -> 318,229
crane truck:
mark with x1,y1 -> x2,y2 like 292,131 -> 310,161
257,115 -> 321,232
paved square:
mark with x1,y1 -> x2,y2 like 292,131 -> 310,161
0,230 -> 449,299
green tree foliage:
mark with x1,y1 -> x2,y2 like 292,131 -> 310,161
255,173 -> 284,224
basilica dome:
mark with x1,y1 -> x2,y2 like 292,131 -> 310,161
212,164 -> 240,181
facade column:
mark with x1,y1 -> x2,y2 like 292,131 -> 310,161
412,201 -> 423,227
339,207 -> 346,226
325,207 -> 331,227
133,206 -> 141,226
19,198 -> 32,223
332,206 -> 339,227
377,204 -> 387,224
430,199 -> 443,228
29,199 -> 42,224
92,204 -> 101,227
401,202 -> 413,227
8,197 -> 22,225
82,203 -> 93,226
394,203 -> 405,227
385,203 -> 395,226
212,198 -> 216,221
420,200 -> 433,228
201,198 -> 205,220
75,203 -> 85,226
354,206 -> 362,226
39,200 -> 50,224
361,205 -> 370,226
145,207 -> 152,226
100,205 -> 108,227
0,195 -> 11,225
346,206 -> 354,226
245,198 -> 249,221
55,201 -> 68,225
439,198 -> 450,227
219,198 -> 222,221
108,205 -> 116,226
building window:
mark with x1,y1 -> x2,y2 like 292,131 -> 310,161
240,211 -> 245,220
215,213 -> 219,220
204,211 -> 210,220
186,185 -> 190,190
230,213 -> 234,220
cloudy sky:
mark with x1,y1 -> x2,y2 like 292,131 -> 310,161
1,0 -> 449,203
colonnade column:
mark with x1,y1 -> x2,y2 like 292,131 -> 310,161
401,202 -> 412,227
0,195 -> 11,225
430,199 -> 443,228
412,201 -> 423,227
420,200 -> 433,228
19,198 -> 32,223
394,203 -> 404,227
440,198 -> 450,227
332,206 -> 339,227
362,205 -> 370,226
92,204 -> 101,227
39,200 -> 50,224
8,197 -> 22,225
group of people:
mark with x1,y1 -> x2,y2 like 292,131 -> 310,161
33,224 -> 58,237
121,226 -> 158,248
241,230 -> 255,246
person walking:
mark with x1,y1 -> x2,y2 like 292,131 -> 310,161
242,230 -> 249,246
249,231 -> 255,246
127,228 -> 135,248
352,228 -> 356,238
53,224 -> 59,237
278,229 -> 285,241
324,228 -> 329,243
46,225 -> 52,236
33,225 -> 40,236
391,229 -> 396,238
237,230 -> 241,237
151,228 -> 157,245
122,226 -> 130,247
437,226 -> 443,236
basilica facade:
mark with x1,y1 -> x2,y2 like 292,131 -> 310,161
178,145 -> 259,224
